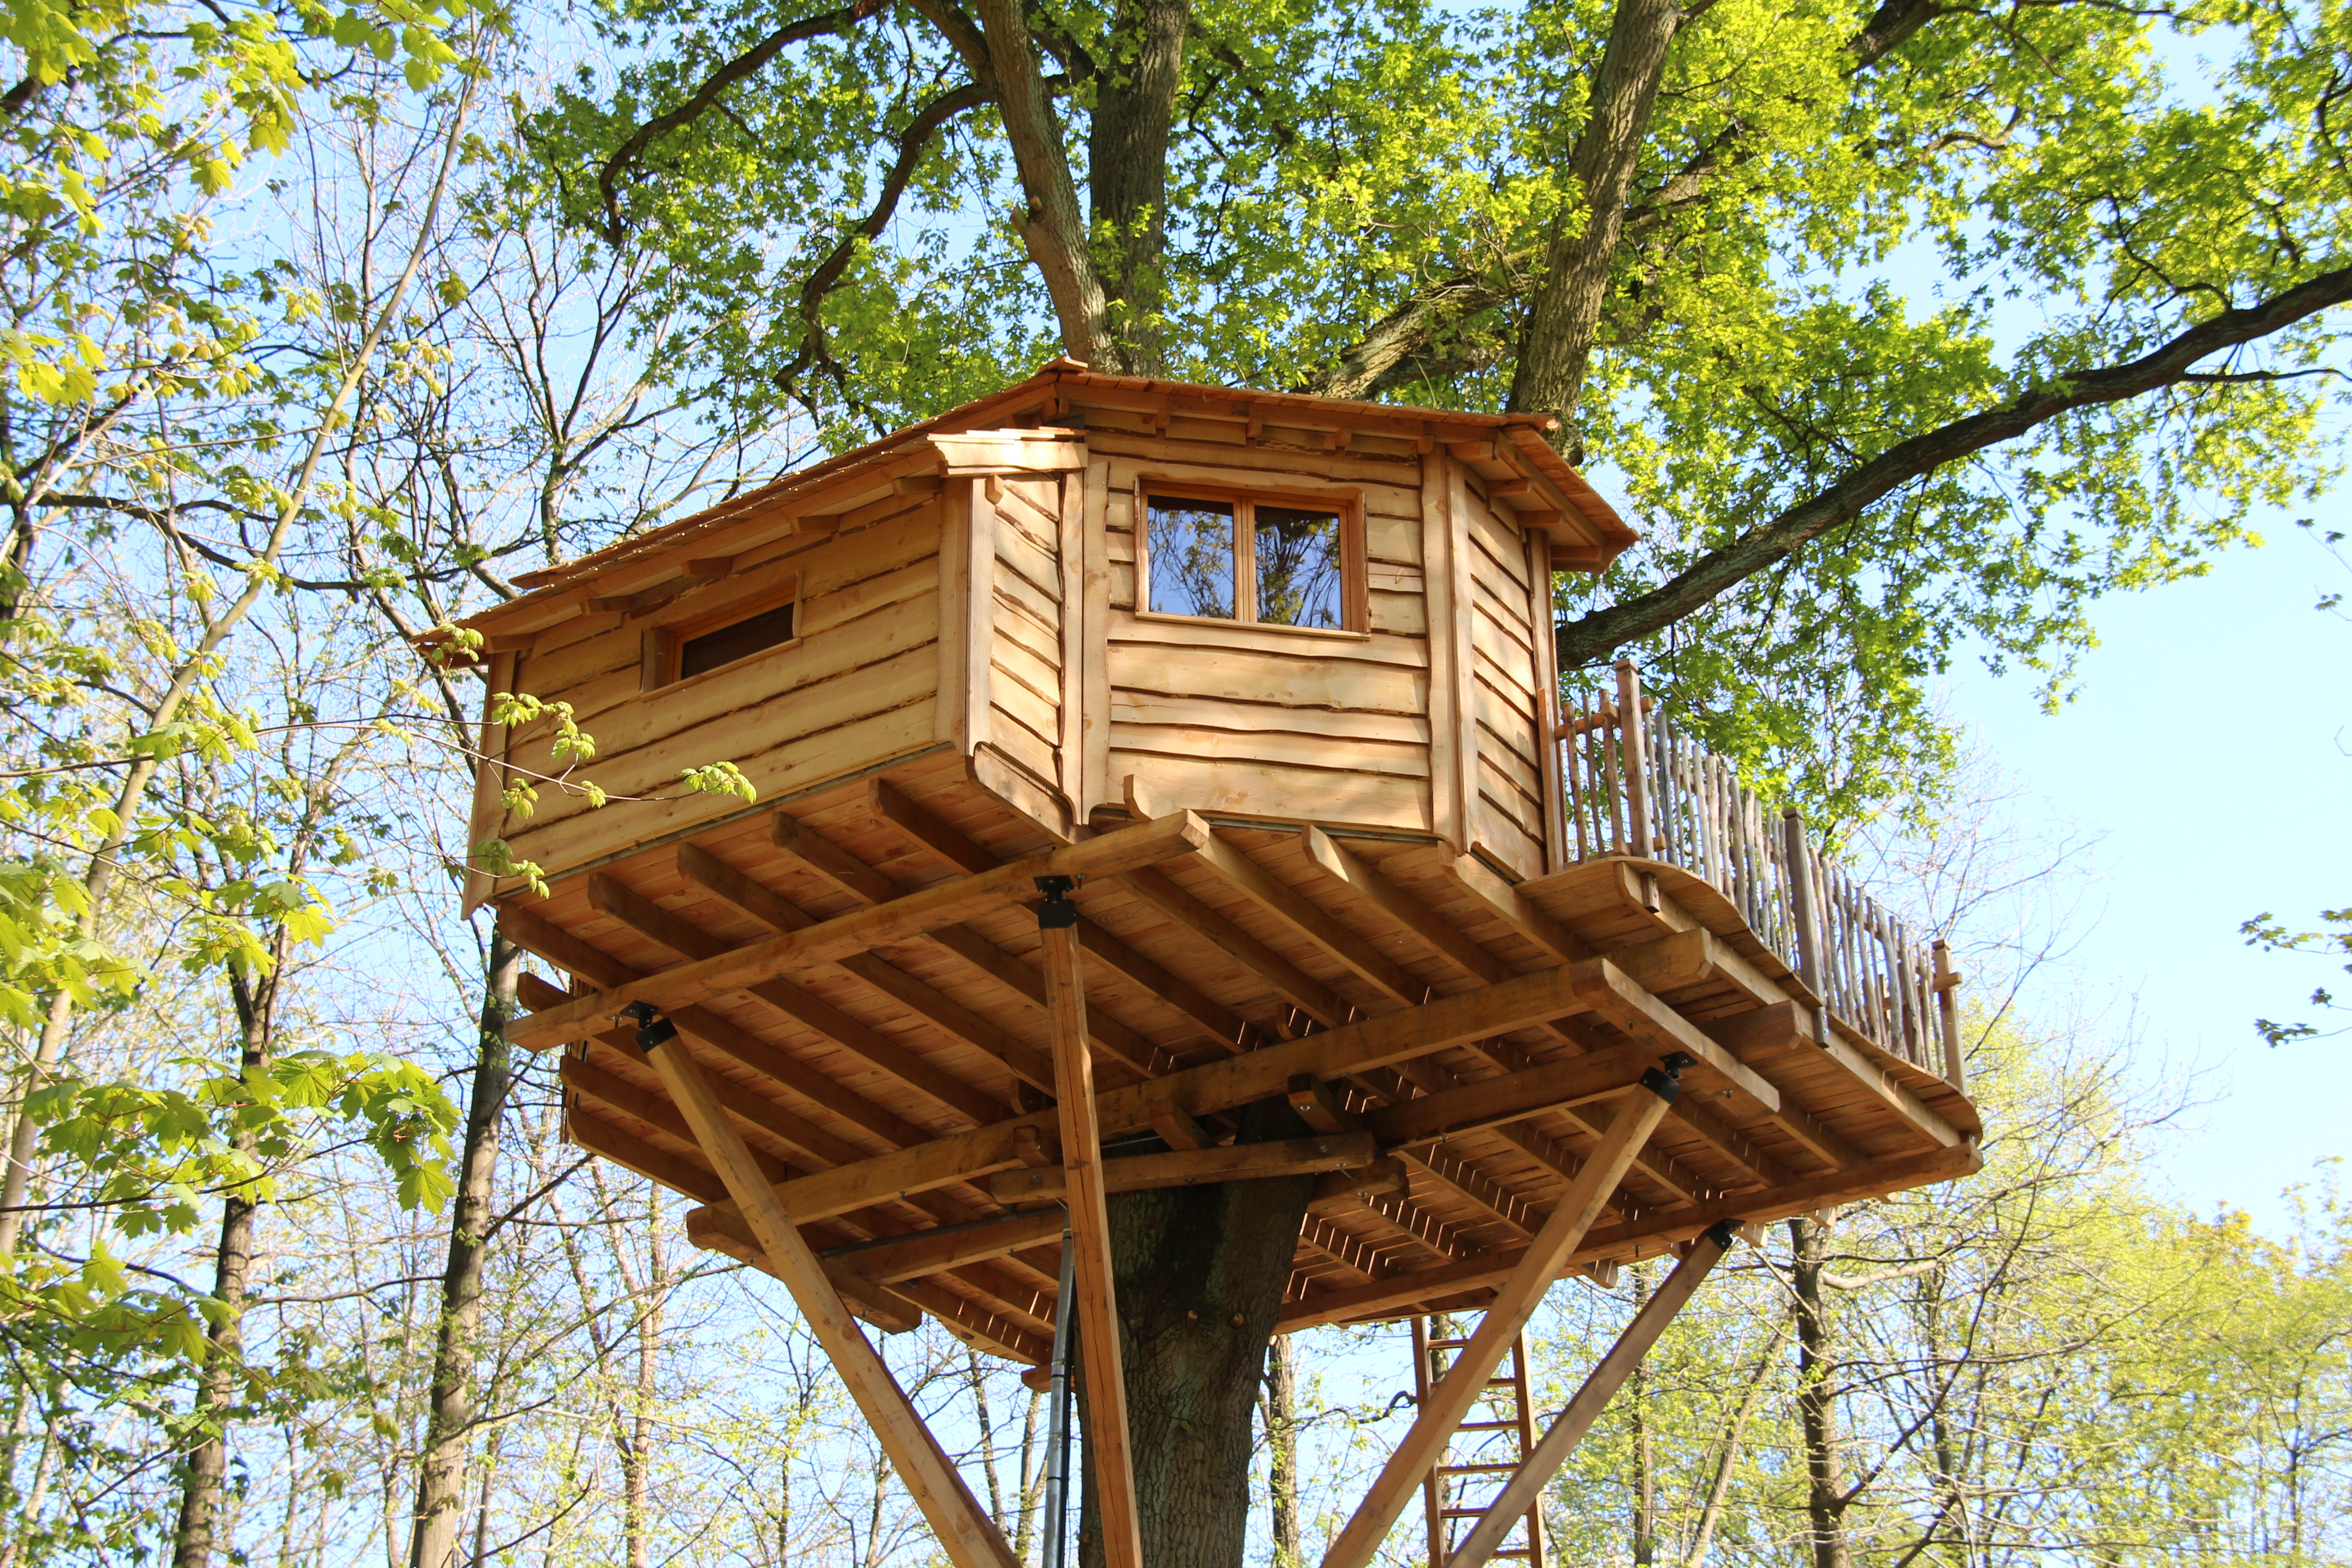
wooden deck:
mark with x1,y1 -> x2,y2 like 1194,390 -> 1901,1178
501,747 -> 1981,1367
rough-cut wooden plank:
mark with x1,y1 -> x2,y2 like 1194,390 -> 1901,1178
638,1037 -> 1022,1568
1105,753 -> 1431,832
832,1209 -> 1069,1285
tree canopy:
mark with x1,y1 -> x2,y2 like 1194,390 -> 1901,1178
527,0 -> 2352,810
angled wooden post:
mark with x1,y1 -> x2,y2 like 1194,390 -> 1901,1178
631,1017 -> 1018,1568
1035,875 -> 1146,1568
1443,1220 -> 1741,1568
1319,1071 -> 1684,1568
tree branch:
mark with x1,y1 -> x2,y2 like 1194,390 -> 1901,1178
1294,275 -> 1510,400
593,0 -> 892,242
1556,261 -> 2352,667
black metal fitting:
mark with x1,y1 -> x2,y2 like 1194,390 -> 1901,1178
1034,873 -> 1083,930
1660,1050 -> 1695,1075
1640,1055 -> 1688,1105
1705,1219 -> 1740,1252
618,1000 -> 676,1054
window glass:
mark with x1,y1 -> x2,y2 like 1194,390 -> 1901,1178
677,600 -> 797,680
1147,496 -> 1236,620
1254,505 -> 1343,628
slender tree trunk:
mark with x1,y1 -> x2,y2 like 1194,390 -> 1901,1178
1077,1101 -> 1314,1568
1013,1385 -> 1046,1565
1631,1267 -> 1657,1567
622,1222 -> 667,1568
407,928 -> 522,1568
172,970 -> 279,1568
1788,1217 -> 1851,1568
1265,1333 -> 1300,1568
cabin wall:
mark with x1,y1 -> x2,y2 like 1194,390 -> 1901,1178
1077,407 -> 1435,835
1455,467 -> 1554,881
947,472 -> 1076,835
488,491 -> 946,886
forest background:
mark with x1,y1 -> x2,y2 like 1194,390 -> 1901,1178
0,0 -> 2347,1563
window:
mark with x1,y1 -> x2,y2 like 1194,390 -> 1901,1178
677,599 -> 797,680
647,578 -> 801,688
1140,485 -> 1360,631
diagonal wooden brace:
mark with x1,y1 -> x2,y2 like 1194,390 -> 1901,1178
1035,876 -> 1146,1568
1318,1070 -> 1685,1568
632,1019 -> 1018,1568
1442,1221 -> 1740,1568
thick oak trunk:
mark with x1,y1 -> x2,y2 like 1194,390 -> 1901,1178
1077,1103 -> 1312,1568
1789,1217 -> 1852,1568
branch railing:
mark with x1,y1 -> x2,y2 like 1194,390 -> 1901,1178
1557,661 -> 1965,1089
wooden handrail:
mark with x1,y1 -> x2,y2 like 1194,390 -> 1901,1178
1555,673 -> 1960,1084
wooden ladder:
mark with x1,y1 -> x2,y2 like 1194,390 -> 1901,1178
1412,1315 -> 1547,1568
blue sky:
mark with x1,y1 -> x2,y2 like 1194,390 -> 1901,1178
1941,515 -> 2347,1230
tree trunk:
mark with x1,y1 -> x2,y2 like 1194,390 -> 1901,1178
1788,1217 -> 1851,1568
1506,0 -> 1686,463
1265,1334 -> 1300,1568
407,928 -> 521,1568
1077,1102 -> 1313,1568
172,970 -> 278,1568
1086,0 -> 1191,375
1631,1266 -> 1656,1568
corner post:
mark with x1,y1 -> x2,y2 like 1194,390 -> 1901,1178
1781,808 -> 1833,1050
1035,876 -> 1146,1568
1614,658 -> 1651,855
624,1009 -> 1018,1568
1932,938 -> 1965,1091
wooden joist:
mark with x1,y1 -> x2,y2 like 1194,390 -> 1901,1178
989,1132 -> 1382,1202
505,811 -> 1214,1052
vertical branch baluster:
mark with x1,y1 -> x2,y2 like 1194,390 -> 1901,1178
1616,660 -> 1650,856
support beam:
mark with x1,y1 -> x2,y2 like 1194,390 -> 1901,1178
1318,1079 -> 1679,1568
829,1209 -> 1071,1284
507,811 -> 1214,1051
1035,879 -> 1145,1568
634,1023 -> 1022,1568
989,1132 -> 1381,1203
1442,1223 -> 1738,1568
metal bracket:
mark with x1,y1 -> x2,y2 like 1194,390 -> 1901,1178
1034,873 -> 1084,930
619,1000 -> 677,1053
1639,1051 -> 1693,1105
1704,1218 -> 1740,1252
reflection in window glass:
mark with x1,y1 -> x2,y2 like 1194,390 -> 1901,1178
1147,496 -> 1236,620
1254,505 -> 1343,628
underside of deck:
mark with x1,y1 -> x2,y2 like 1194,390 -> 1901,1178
500,750 -> 1982,1367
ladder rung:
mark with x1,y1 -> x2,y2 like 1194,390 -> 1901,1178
1488,1550 -> 1536,1558
1455,1420 -> 1516,1430
1441,1507 -> 1539,1519
1436,1462 -> 1522,1475
1484,1377 -> 1519,1387
1427,1338 -> 1473,1349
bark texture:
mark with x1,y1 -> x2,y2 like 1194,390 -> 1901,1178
1789,1216 -> 1852,1568
1086,0 -> 1191,374
172,970 -> 278,1568
1078,1102 -> 1313,1568
1264,1335 -> 1300,1568
407,928 -> 522,1568
1507,0 -> 1686,462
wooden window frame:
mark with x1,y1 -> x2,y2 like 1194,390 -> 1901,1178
1133,478 -> 1367,636
639,569 -> 804,691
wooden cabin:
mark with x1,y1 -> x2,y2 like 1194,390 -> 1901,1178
441,360 -> 1981,1568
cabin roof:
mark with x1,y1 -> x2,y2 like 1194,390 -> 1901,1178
452,358 -> 1635,638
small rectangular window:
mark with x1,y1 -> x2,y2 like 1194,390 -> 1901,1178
676,598 -> 797,681
1140,486 -> 1360,631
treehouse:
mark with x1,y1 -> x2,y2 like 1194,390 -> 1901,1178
437,358 -> 1980,1568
